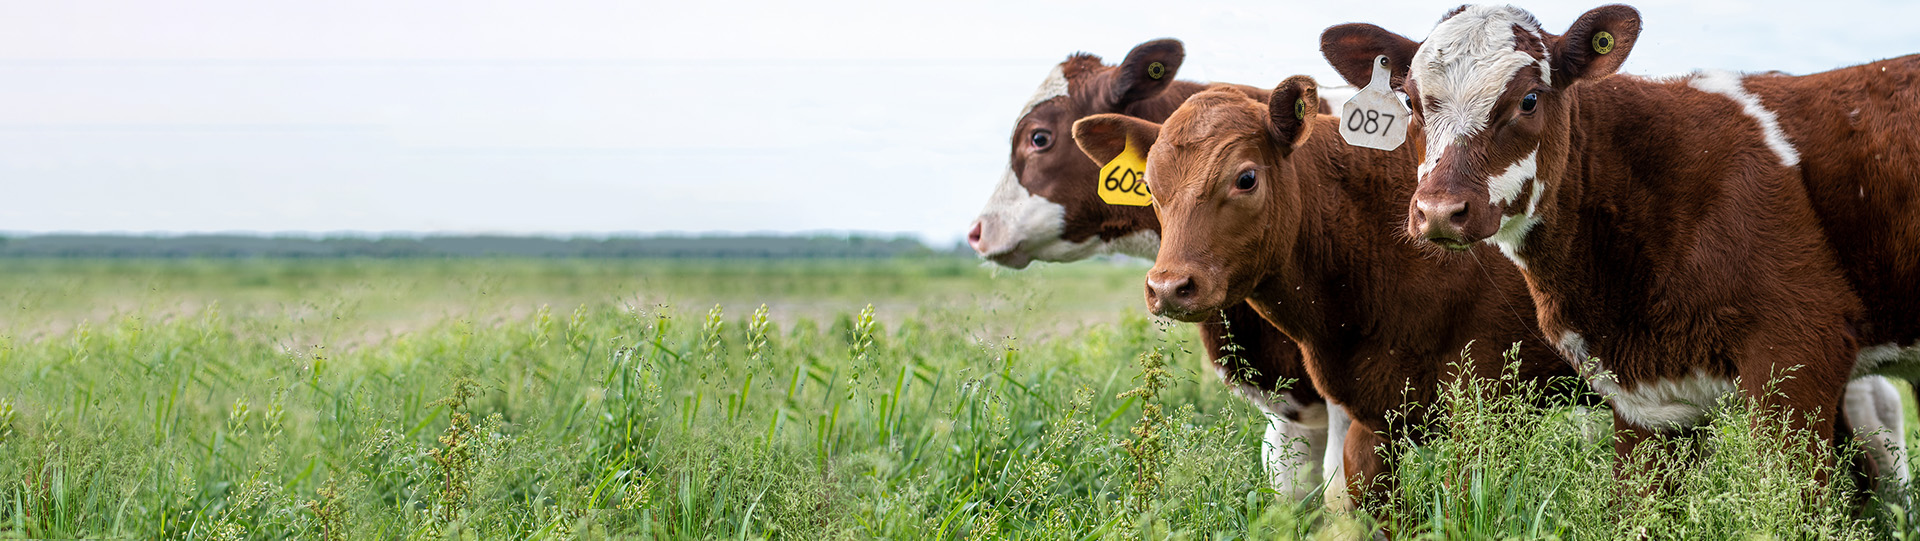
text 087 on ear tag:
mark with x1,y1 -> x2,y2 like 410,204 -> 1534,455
1098,139 -> 1152,206
1339,55 -> 1410,152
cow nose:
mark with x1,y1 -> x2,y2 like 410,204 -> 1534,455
1412,197 -> 1473,248
1145,272 -> 1198,315
966,220 -> 986,254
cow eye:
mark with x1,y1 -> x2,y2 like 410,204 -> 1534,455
1030,130 -> 1053,150
1519,92 -> 1538,114
1235,170 -> 1257,191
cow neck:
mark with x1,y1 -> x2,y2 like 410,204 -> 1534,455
1247,122 -> 1422,360
1516,79 -> 1659,318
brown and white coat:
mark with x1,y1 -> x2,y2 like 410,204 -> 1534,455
1321,4 -> 1910,482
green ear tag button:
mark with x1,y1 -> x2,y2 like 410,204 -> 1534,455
1295,99 -> 1307,120
1147,62 -> 1165,80
1593,31 -> 1615,55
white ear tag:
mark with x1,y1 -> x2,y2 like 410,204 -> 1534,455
1339,55 -> 1411,151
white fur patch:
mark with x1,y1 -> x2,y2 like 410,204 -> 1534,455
1485,152 -> 1545,269
1604,370 -> 1737,430
1321,403 -> 1349,495
1687,70 -> 1801,167
1486,148 -> 1538,205
1411,5 -> 1550,182
1560,330 -> 1736,430
1018,65 -> 1071,121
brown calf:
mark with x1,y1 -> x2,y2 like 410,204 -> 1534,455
1074,78 -> 1584,508
966,39 -> 1344,499
1321,5 -> 1866,474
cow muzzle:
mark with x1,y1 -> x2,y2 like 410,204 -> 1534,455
968,217 -> 1034,269
1409,195 -> 1486,250
1144,268 -> 1213,322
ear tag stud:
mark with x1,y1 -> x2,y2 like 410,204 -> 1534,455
1295,98 -> 1307,120
1147,62 -> 1166,80
1592,31 -> 1615,55
1098,138 -> 1153,206
1339,55 -> 1411,151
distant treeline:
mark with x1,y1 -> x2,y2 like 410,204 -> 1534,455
0,234 -> 967,259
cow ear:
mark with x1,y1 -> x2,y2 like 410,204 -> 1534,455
1073,114 -> 1162,167
1268,76 -> 1319,156
1320,23 -> 1418,89
1110,39 -> 1184,108
1549,4 -> 1640,87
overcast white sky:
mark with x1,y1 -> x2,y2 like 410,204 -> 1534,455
2,1 -> 1915,245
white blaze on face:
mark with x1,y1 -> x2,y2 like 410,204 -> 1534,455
970,64 -> 1162,267
1410,5 -> 1553,183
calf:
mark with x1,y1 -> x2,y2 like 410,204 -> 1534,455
1320,5 -> 1880,480
965,39 -> 1347,500
1075,79 -> 1588,509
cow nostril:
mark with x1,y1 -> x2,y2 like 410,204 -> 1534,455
1415,199 -> 1470,230
1173,279 -> 1196,299
966,222 -> 985,251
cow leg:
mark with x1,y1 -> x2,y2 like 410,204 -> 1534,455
1738,360 -> 1846,485
1263,407 -> 1329,501
1844,376 -> 1908,499
1323,403 -> 1351,491
1611,413 -> 1657,478
1835,391 -> 1881,510
1340,420 -> 1393,512
1869,377 -> 1910,488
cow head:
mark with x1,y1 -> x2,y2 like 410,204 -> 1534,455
1075,78 -> 1320,321
1323,5 -> 1639,253
967,39 -> 1186,268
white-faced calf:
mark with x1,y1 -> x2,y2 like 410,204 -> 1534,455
1075,78 -> 1589,509
1321,4 -> 1886,482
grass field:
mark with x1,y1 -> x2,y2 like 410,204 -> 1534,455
0,258 -> 1912,539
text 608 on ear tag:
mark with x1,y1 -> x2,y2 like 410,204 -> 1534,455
1098,139 -> 1152,206
1339,55 -> 1411,152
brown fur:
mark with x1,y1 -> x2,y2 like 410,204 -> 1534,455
1075,80 -> 1584,509
1742,56 -> 1920,357
1321,6 -> 1866,481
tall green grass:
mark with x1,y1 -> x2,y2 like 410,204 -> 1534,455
0,258 -> 1909,539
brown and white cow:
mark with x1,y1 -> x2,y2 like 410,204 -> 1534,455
1319,4 -> 1908,481
966,39 -> 1349,500
1074,78 -> 1591,509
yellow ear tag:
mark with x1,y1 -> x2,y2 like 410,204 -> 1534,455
1147,61 -> 1166,80
1592,31 -> 1614,55
1098,138 -> 1153,206
1295,98 -> 1308,120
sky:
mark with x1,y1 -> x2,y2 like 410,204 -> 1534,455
2,1 -> 1916,245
